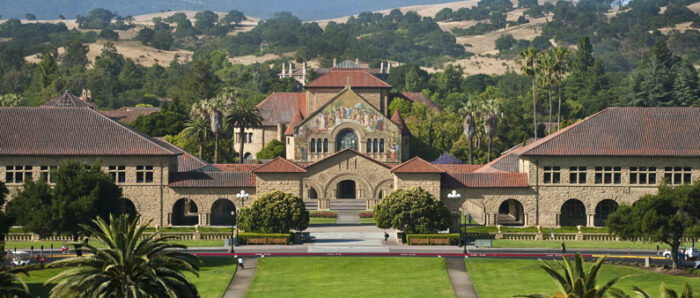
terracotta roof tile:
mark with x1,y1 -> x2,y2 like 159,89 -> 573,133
442,172 -> 529,188
256,92 -> 306,126
306,69 -> 391,89
284,109 -> 304,136
390,157 -> 444,173
252,157 -> 307,173
520,107 -> 700,157
42,91 -> 95,109
101,107 -> 160,123
392,92 -> 442,111
0,107 -> 176,156
435,164 -> 483,173
213,164 -> 260,172
169,172 -> 254,187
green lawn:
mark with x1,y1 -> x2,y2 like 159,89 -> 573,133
491,239 -> 695,250
360,217 -> 376,224
465,258 -> 699,298
309,217 -> 337,224
247,257 -> 455,298
19,256 -> 236,298
4,239 -> 228,250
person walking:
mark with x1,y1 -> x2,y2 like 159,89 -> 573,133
238,257 -> 244,269
384,231 -> 389,242
561,242 -> 566,254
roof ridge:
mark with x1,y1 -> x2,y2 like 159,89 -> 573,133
154,137 -> 218,172
90,108 -> 178,156
304,148 -> 391,169
252,157 -> 307,173
390,156 -> 444,173
520,108 -> 610,156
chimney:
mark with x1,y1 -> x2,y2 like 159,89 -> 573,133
289,62 -> 294,76
380,62 -> 384,74
333,58 -> 337,67
282,62 -> 286,77
302,61 -> 307,82
355,58 -> 359,65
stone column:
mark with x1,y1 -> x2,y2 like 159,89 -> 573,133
555,213 -> 560,227
524,214 -> 530,227
586,214 -> 595,227
318,199 -> 330,210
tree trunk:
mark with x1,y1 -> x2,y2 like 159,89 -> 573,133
671,242 -> 680,270
468,137 -> 473,164
198,142 -> 204,159
214,132 -> 220,163
548,85 -> 553,134
239,126 -> 245,164
488,137 -> 493,162
557,86 -> 562,131
73,233 -> 82,257
532,78 -> 537,140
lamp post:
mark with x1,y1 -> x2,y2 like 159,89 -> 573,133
235,190 -> 249,247
229,210 -> 235,253
447,190 -> 466,253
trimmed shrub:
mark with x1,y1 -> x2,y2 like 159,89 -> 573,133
406,234 -> 460,245
310,211 -> 337,218
358,211 -> 373,218
238,191 -> 309,233
374,187 -> 450,234
238,232 -> 291,245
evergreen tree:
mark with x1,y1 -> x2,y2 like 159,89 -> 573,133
180,60 -> 218,111
61,39 -> 88,68
671,61 -> 699,107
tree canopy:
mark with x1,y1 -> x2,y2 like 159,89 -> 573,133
374,187 -> 450,234
237,191 -> 309,233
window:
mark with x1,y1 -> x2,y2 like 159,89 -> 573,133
248,133 -> 253,143
136,166 -> 154,183
5,166 -> 32,183
569,167 -> 587,184
366,138 -> 371,153
40,166 -> 57,183
108,166 -> 126,183
310,138 -> 316,153
664,167 -> 692,185
630,167 -> 656,184
323,139 -> 328,152
543,166 -> 560,184
595,166 -> 621,184
373,139 -> 378,153
317,139 -> 322,153
380,139 -> 385,153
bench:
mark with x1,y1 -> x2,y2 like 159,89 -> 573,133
267,238 -> 288,245
409,238 -> 429,245
247,238 -> 267,245
474,239 -> 493,248
429,238 -> 450,245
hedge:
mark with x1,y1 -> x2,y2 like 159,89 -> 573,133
358,211 -> 373,218
406,234 -> 460,245
309,211 -> 337,218
238,233 -> 292,245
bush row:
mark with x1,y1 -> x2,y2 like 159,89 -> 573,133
237,232 -> 291,245
406,234 -> 460,245
358,211 -> 373,218
309,211 -> 337,218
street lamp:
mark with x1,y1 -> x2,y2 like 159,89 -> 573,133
229,210 -> 236,253
447,190 -> 466,254
235,190 -> 249,247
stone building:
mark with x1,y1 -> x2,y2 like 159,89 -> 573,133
0,80 -> 698,228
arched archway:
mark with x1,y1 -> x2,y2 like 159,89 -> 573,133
172,198 -> 199,226
309,187 -> 318,199
210,199 -> 236,226
497,199 -> 524,226
243,153 -> 253,163
560,199 -> 586,226
336,129 -> 358,151
120,198 -> 137,219
336,180 -> 356,199
594,199 -> 619,226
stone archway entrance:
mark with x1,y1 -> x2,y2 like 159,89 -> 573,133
336,180 -> 356,199
172,198 -> 199,226
560,199 -> 586,226
120,198 -> 137,219
210,199 -> 236,226
594,199 -> 618,227
497,199 -> 524,226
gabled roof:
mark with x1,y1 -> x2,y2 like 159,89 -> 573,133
42,91 -> 94,109
442,172 -> 529,188
520,107 -> 700,157
304,148 -> 391,170
305,69 -> 391,89
153,138 -> 218,172
101,107 -> 160,123
391,157 -> 444,173
0,107 -> 177,156
392,92 -> 442,111
213,164 -> 260,172
252,157 -> 307,173
169,172 -> 255,188
390,110 -> 410,135
284,109 -> 304,136
435,164 -> 483,173
256,92 -> 306,126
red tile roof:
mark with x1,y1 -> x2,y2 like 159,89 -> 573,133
256,92 -> 306,126
169,172 -> 255,188
305,69 -> 391,89
252,157 -> 307,173
392,92 -> 442,111
100,107 -> 160,123
42,91 -> 96,109
303,148 -> 391,170
435,164 -> 483,173
153,138 -> 218,172
520,107 -> 700,157
284,109 -> 304,136
213,164 -> 260,172
442,172 -> 529,188
0,107 -> 177,156
390,110 -> 410,135
390,157 -> 444,173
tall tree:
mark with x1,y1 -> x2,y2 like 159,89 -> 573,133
479,86 -> 502,162
0,181 -> 11,242
181,60 -> 217,111
182,117 -> 211,158
671,61 -> 699,106
225,95 -> 263,164
551,47 -> 569,131
519,47 -> 539,140
459,101 -> 477,164
207,97 -> 226,163
47,214 -> 200,298
61,39 -> 89,68
607,181 -> 700,270
537,50 -> 556,134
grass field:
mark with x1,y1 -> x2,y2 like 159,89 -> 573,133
465,258 -> 699,298
491,240 -> 695,250
246,257 -> 455,298
309,217 -> 337,224
19,256 -> 236,298
3,239 -> 229,250
360,217 -> 376,224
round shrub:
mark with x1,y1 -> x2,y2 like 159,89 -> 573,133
238,191 -> 309,233
373,187 -> 450,234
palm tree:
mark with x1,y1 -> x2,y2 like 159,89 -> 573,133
182,117 -> 211,158
459,101 -> 478,164
0,268 -> 31,298
519,47 -> 540,140
225,97 -> 263,164
480,94 -> 501,162
46,214 -> 200,298
206,98 -> 226,163
552,47 -> 570,131
538,50 -> 556,134
518,253 -> 625,298
610,283 -> 695,298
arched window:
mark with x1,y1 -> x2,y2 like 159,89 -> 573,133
380,139 -> 385,153
317,139 -> 322,153
367,139 -> 372,152
373,139 -> 378,153
323,139 -> 328,152
336,129 -> 358,151
310,138 -> 316,153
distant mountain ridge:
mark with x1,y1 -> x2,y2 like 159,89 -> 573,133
0,0 -> 459,21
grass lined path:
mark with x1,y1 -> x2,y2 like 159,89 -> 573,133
246,257 -> 456,298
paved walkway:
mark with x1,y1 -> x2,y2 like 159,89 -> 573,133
223,258 -> 258,298
335,210 -> 361,224
445,257 -> 479,298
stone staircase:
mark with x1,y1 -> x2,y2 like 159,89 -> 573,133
304,200 -> 318,211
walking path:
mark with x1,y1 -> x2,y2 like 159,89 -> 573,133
223,258 -> 258,298
335,210 -> 361,224
445,257 -> 479,298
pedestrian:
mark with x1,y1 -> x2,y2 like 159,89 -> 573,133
238,257 -> 244,269
384,231 -> 389,242
61,245 -> 66,254
561,242 -> 566,254
656,245 -> 659,256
